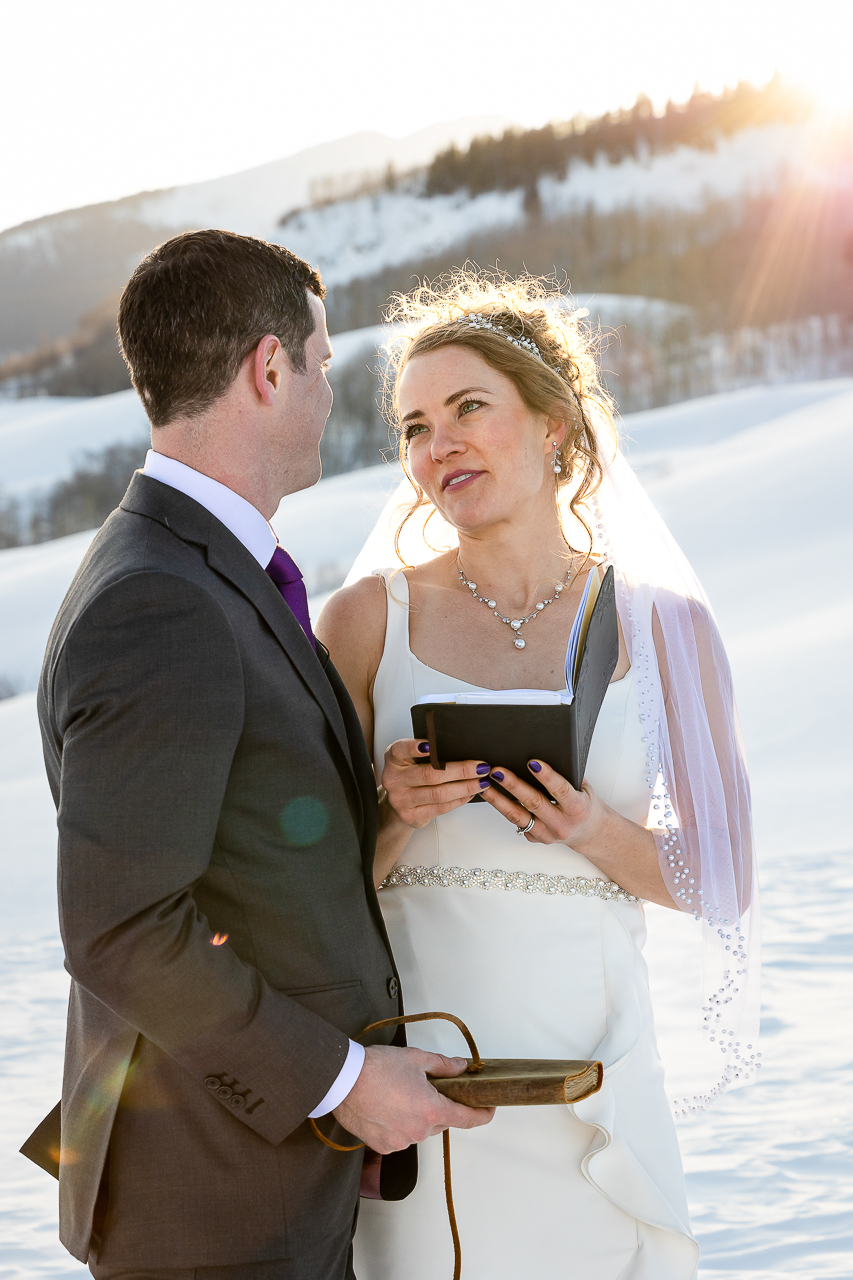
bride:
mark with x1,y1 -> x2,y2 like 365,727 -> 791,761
317,272 -> 758,1280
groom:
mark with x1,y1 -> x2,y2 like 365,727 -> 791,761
25,229 -> 490,1278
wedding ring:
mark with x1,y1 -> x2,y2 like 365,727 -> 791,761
516,815 -> 535,835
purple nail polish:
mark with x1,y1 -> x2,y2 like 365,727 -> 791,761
528,760 -> 542,773
417,742 -> 430,754
479,777 -> 491,789
476,763 -> 490,775
491,770 -> 504,782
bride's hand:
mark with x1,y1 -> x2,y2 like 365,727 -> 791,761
381,738 -> 492,830
482,759 -> 603,847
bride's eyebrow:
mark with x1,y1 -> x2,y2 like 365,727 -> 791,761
445,386 -> 491,406
401,386 -> 491,424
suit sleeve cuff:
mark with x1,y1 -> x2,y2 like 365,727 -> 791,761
308,1039 -> 366,1118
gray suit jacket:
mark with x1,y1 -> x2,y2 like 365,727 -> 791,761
32,473 -> 409,1272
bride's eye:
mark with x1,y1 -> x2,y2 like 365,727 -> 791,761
404,422 -> 428,440
458,399 -> 483,417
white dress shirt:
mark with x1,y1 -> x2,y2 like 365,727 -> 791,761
142,450 -> 365,1118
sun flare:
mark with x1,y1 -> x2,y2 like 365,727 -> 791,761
788,52 -> 853,114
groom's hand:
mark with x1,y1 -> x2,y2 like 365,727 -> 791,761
331,1045 -> 495,1153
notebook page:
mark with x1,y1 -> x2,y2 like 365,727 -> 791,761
415,689 -> 572,706
564,567 -> 598,697
573,566 -> 601,686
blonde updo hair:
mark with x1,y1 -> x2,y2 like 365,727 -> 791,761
382,268 -> 615,557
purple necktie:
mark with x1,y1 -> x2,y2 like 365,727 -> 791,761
265,546 -> 316,651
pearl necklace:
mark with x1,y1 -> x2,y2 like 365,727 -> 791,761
457,555 -> 575,650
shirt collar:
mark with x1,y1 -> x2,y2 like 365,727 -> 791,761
142,450 -> 277,569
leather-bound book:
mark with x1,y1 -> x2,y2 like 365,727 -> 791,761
411,565 -> 619,795
429,1059 -> 603,1106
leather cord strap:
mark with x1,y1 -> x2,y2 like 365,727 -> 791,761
309,1011 -> 480,1280
442,1128 -> 461,1280
306,1122 -> 363,1153
358,1009 -> 483,1067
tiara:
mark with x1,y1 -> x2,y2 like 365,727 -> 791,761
451,313 -> 560,374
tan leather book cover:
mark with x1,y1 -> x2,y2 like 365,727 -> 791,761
429,1059 -> 603,1106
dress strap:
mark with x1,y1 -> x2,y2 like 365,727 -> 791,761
378,567 -> 411,653
371,569 -> 417,769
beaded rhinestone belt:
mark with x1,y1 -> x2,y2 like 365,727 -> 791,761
381,864 -> 639,902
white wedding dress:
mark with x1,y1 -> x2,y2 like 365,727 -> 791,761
353,571 -> 699,1280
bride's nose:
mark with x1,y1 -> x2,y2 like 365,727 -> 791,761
430,420 -> 465,462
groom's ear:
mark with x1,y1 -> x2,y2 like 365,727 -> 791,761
253,334 -> 286,405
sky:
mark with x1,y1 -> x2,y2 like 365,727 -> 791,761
2,0 -> 852,234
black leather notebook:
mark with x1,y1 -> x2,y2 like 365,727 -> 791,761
411,566 -> 619,796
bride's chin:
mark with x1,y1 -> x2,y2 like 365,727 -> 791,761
440,509 -> 503,538
428,489 -> 512,535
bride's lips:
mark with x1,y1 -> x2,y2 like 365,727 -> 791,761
441,469 -> 483,492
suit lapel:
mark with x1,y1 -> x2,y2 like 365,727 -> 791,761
205,528 -> 356,776
320,645 -> 393,952
121,474 -> 357,784
317,644 -> 372,845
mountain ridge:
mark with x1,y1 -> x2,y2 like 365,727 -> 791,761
0,115 -> 512,361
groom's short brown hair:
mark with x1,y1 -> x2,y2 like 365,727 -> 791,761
118,229 -> 325,427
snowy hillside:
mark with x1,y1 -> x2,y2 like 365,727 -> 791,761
0,390 -> 149,504
4,92 -> 850,414
0,322 -> 393,509
130,118 -> 513,239
274,120 -> 850,289
277,185 -> 526,289
0,117 -> 511,360
2,380 -> 852,1278
0,461 -> 404,695
5,104 -> 850,367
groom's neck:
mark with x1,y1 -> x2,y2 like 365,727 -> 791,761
152,429 -> 271,522
152,399 -> 308,522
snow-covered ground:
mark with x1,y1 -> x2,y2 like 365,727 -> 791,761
2,380 -> 852,1277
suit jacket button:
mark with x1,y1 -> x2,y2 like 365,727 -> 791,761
205,1076 -> 221,1090
229,1094 -> 246,1110
216,1086 -> 233,1100
387,977 -> 399,999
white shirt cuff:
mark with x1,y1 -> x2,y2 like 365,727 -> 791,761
308,1039 -> 366,1118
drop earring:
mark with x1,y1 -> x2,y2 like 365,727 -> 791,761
552,443 -> 562,474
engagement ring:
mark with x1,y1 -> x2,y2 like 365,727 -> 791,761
516,816 -> 535,835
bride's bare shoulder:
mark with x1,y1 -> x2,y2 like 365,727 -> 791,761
317,554 -> 454,650
315,574 -> 388,671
